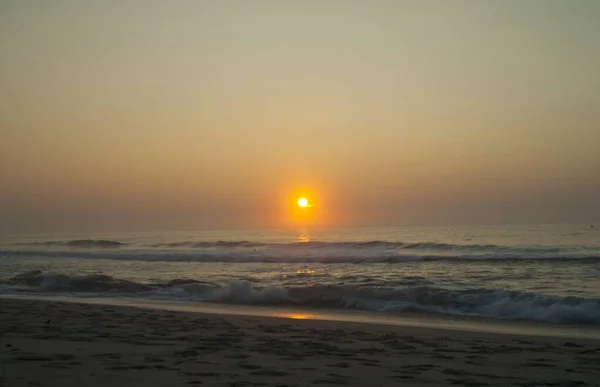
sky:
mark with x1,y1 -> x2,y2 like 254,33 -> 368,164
1,0 -> 599,233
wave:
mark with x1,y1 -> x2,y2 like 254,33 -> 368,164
151,241 -> 264,248
13,239 -> 599,253
17,239 -> 126,248
4,270 -> 600,325
8,270 -> 150,292
147,240 -> 599,254
6,239 -> 600,264
2,248 -> 599,263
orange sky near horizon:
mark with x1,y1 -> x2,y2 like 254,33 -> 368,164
1,1 -> 600,233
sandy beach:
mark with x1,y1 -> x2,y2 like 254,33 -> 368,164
0,299 -> 598,387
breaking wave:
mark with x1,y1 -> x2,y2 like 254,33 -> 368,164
14,239 -> 600,252
2,249 -> 599,263
4,270 -> 600,325
4,239 -> 600,263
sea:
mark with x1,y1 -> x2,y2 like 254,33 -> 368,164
1,223 -> 599,329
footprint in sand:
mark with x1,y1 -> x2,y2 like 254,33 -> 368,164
249,370 -> 289,376
237,362 -> 262,370
327,362 -> 349,368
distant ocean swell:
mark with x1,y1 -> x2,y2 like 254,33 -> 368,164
18,239 -> 127,248
4,270 -> 600,325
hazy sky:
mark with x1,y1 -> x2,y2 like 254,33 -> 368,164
1,0 -> 599,232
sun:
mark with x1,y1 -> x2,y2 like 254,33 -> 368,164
287,191 -> 319,224
297,197 -> 309,208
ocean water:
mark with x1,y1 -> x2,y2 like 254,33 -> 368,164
1,223 -> 599,325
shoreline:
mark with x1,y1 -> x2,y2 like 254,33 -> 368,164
3,294 -> 600,340
1,297 -> 600,386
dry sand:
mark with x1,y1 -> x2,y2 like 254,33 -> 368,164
1,298 -> 599,387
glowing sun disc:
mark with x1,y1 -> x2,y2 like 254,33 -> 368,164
297,197 -> 309,207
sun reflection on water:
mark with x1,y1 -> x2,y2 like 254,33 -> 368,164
296,268 -> 316,275
273,312 -> 316,320
297,229 -> 311,243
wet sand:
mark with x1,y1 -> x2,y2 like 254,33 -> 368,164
1,298 -> 599,386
